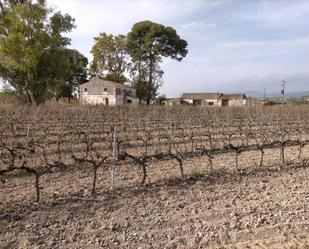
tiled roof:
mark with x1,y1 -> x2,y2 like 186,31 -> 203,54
182,92 -> 246,100
80,78 -> 132,89
220,94 -> 246,99
182,93 -> 221,99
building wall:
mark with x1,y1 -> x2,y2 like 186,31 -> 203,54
80,81 -> 116,96
79,80 -> 138,106
81,93 -> 117,105
126,96 -> 139,105
162,99 -> 181,106
80,81 -> 117,105
182,99 -> 194,105
228,98 -> 246,107
81,93 -> 139,106
201,98 -> 220,106
182,98 -> 246,107
182,98 -> 220,106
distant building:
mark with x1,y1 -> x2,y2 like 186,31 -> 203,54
181,93 -> 247,107
302,96 -> 309,102
220,93 -> 247,107
182,93 -> 221,106
162,98 -> 189,106
79,78 -> 139,106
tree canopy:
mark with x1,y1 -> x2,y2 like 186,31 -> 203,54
0,2 -> 187,106
0,0 -> 86,104
90,33 -> 129,83
126,20 -> 188,104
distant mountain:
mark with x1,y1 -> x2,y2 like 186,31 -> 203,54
286,91 -> 309,98
245,91 -> 264,98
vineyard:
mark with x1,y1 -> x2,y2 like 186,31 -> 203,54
1,104 -> 309,248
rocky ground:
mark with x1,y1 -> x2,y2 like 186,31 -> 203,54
0,147 -> 309,249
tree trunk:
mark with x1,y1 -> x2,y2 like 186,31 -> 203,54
35,174 -> 40,202
206,151 -> 213,173
259,149 -> 264,167
280,142 -> 285,164
147,57 -> 154,105
26,72 -> 38,105
92,164 -> 97,196
141,164 -> 147,185
177,158 -> 184,178
29,90 -> 37,105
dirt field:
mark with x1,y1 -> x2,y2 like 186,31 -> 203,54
0,146 -> 309,249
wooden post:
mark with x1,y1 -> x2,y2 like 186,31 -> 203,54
111,127 -> 117,190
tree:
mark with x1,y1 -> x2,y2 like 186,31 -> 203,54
127,20 -> 188,104
90,33 -> 129,83
129,59 -> 163,103
155,94 -> 166,105
38,48 -> 88,101
0,0 -> 76,104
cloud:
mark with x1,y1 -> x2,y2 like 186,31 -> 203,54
2,0 -> 308,96
239,0 -> 309,28
48,0 -> 207,59
181,21 -> 217,30
49,0 -> 206,36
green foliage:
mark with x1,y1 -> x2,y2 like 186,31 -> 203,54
129,59 -> 163,103
0,0 -> 85,104
127,20 -> 188,62
90,33 -> 129,83
155,94 -> 166,105
127,20 -> 188,104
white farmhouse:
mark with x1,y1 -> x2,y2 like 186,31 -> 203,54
79,78 -> 139,106
181,93 -> 247,107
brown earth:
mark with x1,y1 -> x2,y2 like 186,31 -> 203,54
0,146 -> 309,249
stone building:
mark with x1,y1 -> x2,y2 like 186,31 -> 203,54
220,94 -> 247,107
302,96 -> 309,102
181,92 -> 247,107
79,78 -> 139,106
162,98 -> 189,106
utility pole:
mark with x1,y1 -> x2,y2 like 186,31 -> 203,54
281,80 -> 285,110
279,80 -> 286,166
263,88 -> 266,102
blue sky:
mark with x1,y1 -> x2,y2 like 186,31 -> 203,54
46,0 -> 308,96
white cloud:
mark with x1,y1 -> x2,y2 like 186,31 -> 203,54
180,21 -> 217,30
239,0 -> 309,27
44,0 -> 309,97
49,0 -> 206,37
48,0 -> 207,58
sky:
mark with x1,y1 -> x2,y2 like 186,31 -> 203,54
8,0 -> 309,97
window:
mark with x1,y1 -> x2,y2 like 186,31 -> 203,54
127,99 -> 132,104
84,88 -> 87,92
208,102 -> 214,106
116,88 -> 121,95
104,88 -> 107,92
193,99 -> 202,105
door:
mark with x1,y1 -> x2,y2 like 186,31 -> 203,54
193,99 -> 202,106
222,99 -> 229,106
